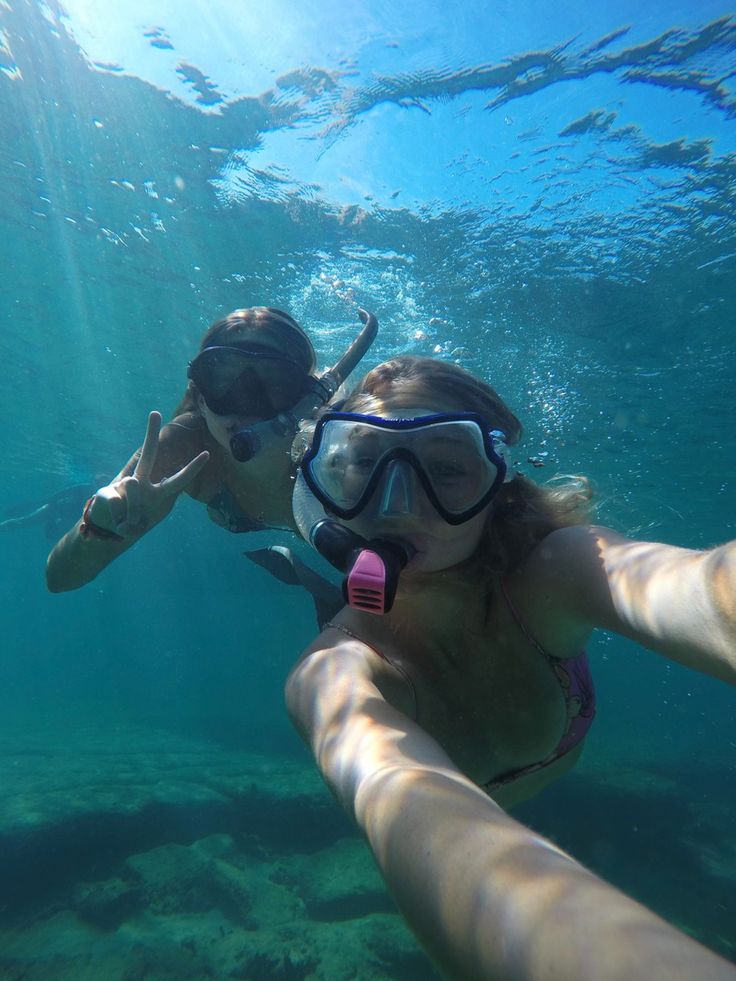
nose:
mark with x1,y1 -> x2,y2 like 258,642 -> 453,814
377,459 -> 417,517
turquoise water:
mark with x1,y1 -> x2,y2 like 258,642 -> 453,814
1,0 -> 735,976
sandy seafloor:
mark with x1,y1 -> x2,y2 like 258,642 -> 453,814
0,716 -> 733,979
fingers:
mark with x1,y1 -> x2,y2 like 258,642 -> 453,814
121,476 -> 143,530
87,414 -> 209,540
158,451 -> 210,497
87,484 -> 128,534
134,411 -> 162,480
89,477 -> 149,536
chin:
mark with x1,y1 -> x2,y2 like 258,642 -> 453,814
404,550 -> 471,576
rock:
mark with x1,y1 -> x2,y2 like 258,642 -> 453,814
126,840 -> 252,920
287,837 -> 394,921
72,876 -> 142,929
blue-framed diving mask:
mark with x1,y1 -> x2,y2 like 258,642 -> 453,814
300,411 -> 510,526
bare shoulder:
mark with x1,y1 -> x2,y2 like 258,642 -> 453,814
524,524 -> 698,582
158,412 -> 205,458
294,628 -> 389,686
512,523 -> 711,653
288,627 -> 413,717
522,524 -> 627,570
513,524 -> 619,600
507,525 -> 632,656
153,413 -> 215,495
286,632 -> 378,735
116,412 -> 215,497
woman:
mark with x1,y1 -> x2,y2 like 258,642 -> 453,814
46,306 -> 376,593
285,356 -> 736,979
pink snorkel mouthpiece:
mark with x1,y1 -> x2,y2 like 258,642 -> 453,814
309,520 -> 414,615
345,549 -> 391,614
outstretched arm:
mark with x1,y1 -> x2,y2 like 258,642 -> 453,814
286,634 -> 736,981
46,412 -> 209,592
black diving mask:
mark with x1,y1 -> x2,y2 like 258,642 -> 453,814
187,344 -> 311,419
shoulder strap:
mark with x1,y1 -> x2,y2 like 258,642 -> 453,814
499,580 -> 556,664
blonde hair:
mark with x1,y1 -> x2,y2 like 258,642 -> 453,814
295,356 -> 593,583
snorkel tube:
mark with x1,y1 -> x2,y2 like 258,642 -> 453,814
292,471 -> 415,615
230,308 -> 378,463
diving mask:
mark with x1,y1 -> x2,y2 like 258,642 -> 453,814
187,344 -> 309,419
301,411 -> 509,525
189,309 -> 379,463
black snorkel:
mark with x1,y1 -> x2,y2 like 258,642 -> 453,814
309,519 -> 415,615
286,307 -> 414,614
292,471 -> 416,615
230,308 -> 378,463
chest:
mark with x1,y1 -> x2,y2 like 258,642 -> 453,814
197,456 -> 289,532
384,602 -> 570,785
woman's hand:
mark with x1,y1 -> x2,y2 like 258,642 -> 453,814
86,411 -> 209,538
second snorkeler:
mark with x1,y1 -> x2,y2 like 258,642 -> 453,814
46,306 -> 377,593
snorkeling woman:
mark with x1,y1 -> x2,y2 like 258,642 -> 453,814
285,355 -> 736,980
46,306 -> 376,593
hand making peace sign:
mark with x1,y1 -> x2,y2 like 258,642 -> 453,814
85,411 -> 210,539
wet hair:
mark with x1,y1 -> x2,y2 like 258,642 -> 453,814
174,307 -> 316,417
295,355 -> 593,582
340,356 -> 524,442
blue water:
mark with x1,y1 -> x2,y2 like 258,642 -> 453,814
1,0 -> 735,975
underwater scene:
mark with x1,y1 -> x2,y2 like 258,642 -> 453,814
0,0 -> 735,976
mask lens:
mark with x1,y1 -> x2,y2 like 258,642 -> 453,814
307,419 -> 374,511
414,421 -> 494,516
189,347 -> 309,417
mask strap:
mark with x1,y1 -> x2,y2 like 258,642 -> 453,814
490,430 -> 513,483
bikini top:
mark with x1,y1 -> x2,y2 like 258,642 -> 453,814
482,582 -> 596,792
325,577 -> 596,794
206,485 -> 264,534
161,414 -> 264,534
